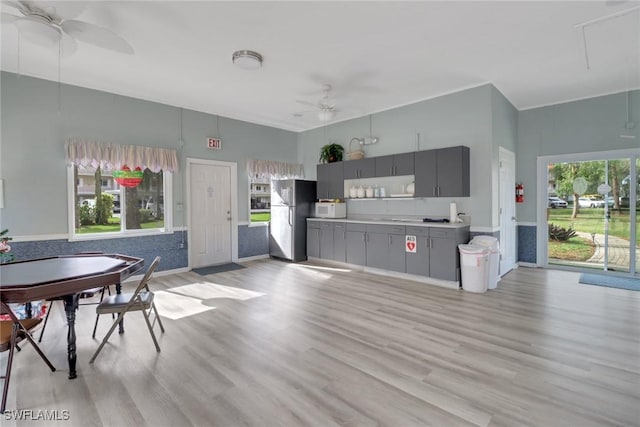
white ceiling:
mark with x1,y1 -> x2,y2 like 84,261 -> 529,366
1,1 -> 639,132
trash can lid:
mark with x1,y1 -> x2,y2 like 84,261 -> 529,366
458,244 -> 490,254
469,235 -> 499,249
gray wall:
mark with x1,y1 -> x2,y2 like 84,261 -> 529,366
490,86 -> 518,227
297,84 -> 496,228
1,71 -> 298,237
517,90 -> 640,223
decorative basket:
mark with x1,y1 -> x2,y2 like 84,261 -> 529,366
347,138 -> 365,161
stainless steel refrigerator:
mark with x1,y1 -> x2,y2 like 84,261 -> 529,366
269,179 -> 317,262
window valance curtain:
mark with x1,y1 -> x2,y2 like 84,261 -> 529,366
65,138 -> 178,173
247,159 -> 304,180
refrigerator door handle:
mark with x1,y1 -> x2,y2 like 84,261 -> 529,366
288,207 -> 293,227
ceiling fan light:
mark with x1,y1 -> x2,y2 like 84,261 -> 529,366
16,17 -> 61,47
318,109 -> 335,122
232,50 -> 263,69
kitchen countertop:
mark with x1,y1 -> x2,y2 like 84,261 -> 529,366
307,217 -> 469,229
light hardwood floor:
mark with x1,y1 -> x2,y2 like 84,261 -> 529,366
3,260 -> 640,426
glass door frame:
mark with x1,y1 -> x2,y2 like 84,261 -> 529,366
536,148 -> 639,276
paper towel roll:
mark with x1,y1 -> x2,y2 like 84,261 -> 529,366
449,202 -> 458,223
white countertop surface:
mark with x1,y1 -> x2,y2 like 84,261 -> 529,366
307,217 -> 469,229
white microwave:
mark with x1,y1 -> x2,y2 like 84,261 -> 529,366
315,202 -> 347,218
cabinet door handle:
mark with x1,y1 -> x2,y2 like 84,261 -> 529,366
433,187 -> 436,196
437,186 -> 441,197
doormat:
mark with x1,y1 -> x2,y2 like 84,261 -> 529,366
579,273 -> 640,291
193,263 -> 246,276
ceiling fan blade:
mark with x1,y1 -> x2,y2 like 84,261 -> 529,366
60,32 -> 78,56
1,12 -> 19,24
61,19 -> 133,54
295,100 -> 318,108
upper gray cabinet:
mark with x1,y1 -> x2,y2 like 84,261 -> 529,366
375,152 -> 414,177
343,158 -> 375,179
414,146 -> 469,197
317,162 -> 344,199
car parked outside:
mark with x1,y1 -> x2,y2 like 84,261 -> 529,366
578,197 -> 604,208
548,196 -> 568,208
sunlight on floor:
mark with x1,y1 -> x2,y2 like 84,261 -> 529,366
286,263 -> 353,280
154,282 -> 266,320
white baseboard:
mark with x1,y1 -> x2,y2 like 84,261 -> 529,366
238,254 -> 270,262
123,266 -> 190,283
518,262 -> 539,268
307,257 -> 460,290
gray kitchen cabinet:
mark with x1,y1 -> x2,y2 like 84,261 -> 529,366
333,222 -> 347,262
429,227 -> 468,282
366,232 -> 389,270
343,158 -> 375,179
375,152 -> 414,177
307,223 -> 320,258
405,226 -> 430,276
317,162 -> 344,199
319,222 -> 334,260
346,223 -> 366,266
429,236 -> 458,281
365,224 -> 405,272
414,146 -> 469,197
388,232 -> 406,273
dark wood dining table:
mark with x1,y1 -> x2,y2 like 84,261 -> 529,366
0,253 -> 144,379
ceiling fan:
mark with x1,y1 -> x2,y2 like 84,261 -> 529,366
1,0 -> 134,55
294,84 -> 339,122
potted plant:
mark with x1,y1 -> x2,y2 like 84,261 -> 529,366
319,143 -> 344,163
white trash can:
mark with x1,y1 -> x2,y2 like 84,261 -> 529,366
469,235 -> 500,290
458,244 -> 490,293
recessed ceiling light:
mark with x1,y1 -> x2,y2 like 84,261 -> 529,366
232,50 -> 263,70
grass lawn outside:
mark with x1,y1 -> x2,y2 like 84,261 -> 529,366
251,212 -> 270,222
548,237 -> 595,261
77,218 -> 165,234
548,208 -> 639,242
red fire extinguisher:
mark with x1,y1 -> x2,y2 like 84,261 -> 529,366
516,183 -> 524,203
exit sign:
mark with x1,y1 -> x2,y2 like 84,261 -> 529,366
207,137 -> 222,150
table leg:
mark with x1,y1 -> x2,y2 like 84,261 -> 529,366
116,282 -> 125,334
62,294 -> 79,379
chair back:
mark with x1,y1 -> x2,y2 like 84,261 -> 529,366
132,256 -> 161,298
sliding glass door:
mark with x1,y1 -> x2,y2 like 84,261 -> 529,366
542,151 -> 638,276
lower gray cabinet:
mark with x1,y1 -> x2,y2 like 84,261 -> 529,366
307,223 -> 320,258
346,223 -> 366,266
319,222 -> 334,260
429,237 -> 458,281
365,224 -> 405,272
388,233 -> 406,273
333,223 -> 347,262
406,226 -> 430,276
366,232 -> 389,270
309,220 -> 468,283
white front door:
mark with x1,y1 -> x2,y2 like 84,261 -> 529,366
189,161 -> 232,267
499,148 -> 517,275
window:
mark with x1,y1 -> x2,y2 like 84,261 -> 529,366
69,165 -> 172,238
249,178 -> 271,223
246,159 -> 304,224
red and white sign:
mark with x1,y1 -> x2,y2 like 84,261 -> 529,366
405,235 -> 417,253
207,137 -> 222,150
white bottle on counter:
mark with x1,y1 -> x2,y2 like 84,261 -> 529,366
379,187 -> 386,197
374,185 -> 380,198
357,186 -> 365,198
366,186 -> 374,198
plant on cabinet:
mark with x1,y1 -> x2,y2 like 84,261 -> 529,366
319,143 -> 344,163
